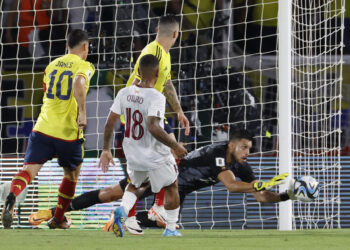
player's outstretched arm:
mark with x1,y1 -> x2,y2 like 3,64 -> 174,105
99,111 -> 120,172
73,75 -> 87,129
163,80 -> 190,136
218,170 -> 257,193
218,171 -> 292,203
147,116 -> 188,158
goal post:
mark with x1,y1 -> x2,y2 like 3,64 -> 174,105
278,0 -> 293,231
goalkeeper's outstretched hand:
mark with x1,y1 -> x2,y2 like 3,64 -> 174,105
254,173 -> 289,191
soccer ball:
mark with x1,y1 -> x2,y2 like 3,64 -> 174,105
293,176 -> 319,202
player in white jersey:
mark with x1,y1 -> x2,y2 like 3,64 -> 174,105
99,54 -> 187,237
112,86 -> 174,173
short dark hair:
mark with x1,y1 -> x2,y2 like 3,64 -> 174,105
67,29 -> 89,49
158,14 -> 179,36
159,14 -> 179,26
229,129 -> 254,142
139,54 -> 159,78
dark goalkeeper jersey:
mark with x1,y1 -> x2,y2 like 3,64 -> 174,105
178,142 -> 256,194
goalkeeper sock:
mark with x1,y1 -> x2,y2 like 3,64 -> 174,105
165,207 -> 179,231
69,189 -> 101,211
155,188 -> 165,206
10,170 -> 31,196
54,178 -> 77,222
120,191 -> 137,214
128,202 -> 137,217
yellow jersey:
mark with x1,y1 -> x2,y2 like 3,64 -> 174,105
34,54 -> 95,141
126,40 -> 171,93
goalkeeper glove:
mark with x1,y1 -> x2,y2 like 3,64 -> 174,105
253,173 -> 289,191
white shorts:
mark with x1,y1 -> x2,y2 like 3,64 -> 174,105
127,160 -> 178,193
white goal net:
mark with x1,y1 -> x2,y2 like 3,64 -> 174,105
0,0 -> 344,230
291,0 -> 344,229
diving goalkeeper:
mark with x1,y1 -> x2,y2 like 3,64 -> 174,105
29,129 -> 294,233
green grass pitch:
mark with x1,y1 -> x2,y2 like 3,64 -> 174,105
1,229 -> 349,250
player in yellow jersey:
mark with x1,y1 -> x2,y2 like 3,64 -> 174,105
125,15 -> 190,135
1,29 -> 95,229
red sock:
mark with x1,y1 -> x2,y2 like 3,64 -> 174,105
54,178 -> 77,222
128,202 -> 137,217
155,188 -> 165,206
10,170 -> 31,197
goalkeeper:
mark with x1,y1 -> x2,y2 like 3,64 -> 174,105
29,129 -> 294,233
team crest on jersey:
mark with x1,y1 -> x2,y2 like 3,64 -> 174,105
88,70 -> 92,79
215,157 -> 225,167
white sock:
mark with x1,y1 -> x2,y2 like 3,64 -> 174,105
165,207 -> 179,231
120,191 -> 137,214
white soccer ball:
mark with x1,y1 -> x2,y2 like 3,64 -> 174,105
293,176 -> 319,202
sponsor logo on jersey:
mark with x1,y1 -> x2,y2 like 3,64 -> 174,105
215,157 -> 225,167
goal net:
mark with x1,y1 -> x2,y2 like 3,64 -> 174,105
0,0 -> 344,230
291,0 -> 344,229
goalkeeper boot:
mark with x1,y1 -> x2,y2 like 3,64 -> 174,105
163,228 -> 182,237
113,206 -> 127,237
148,204 -> 167,228
29,209 -> 53,226
103,212 -> 114,232
124,216 -> 144,235
2,192 -> 16,229
47,216 -> 71,229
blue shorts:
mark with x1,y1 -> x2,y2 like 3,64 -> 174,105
24,131 -> 84,171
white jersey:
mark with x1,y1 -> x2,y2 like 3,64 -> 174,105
110,85 -> 175,170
